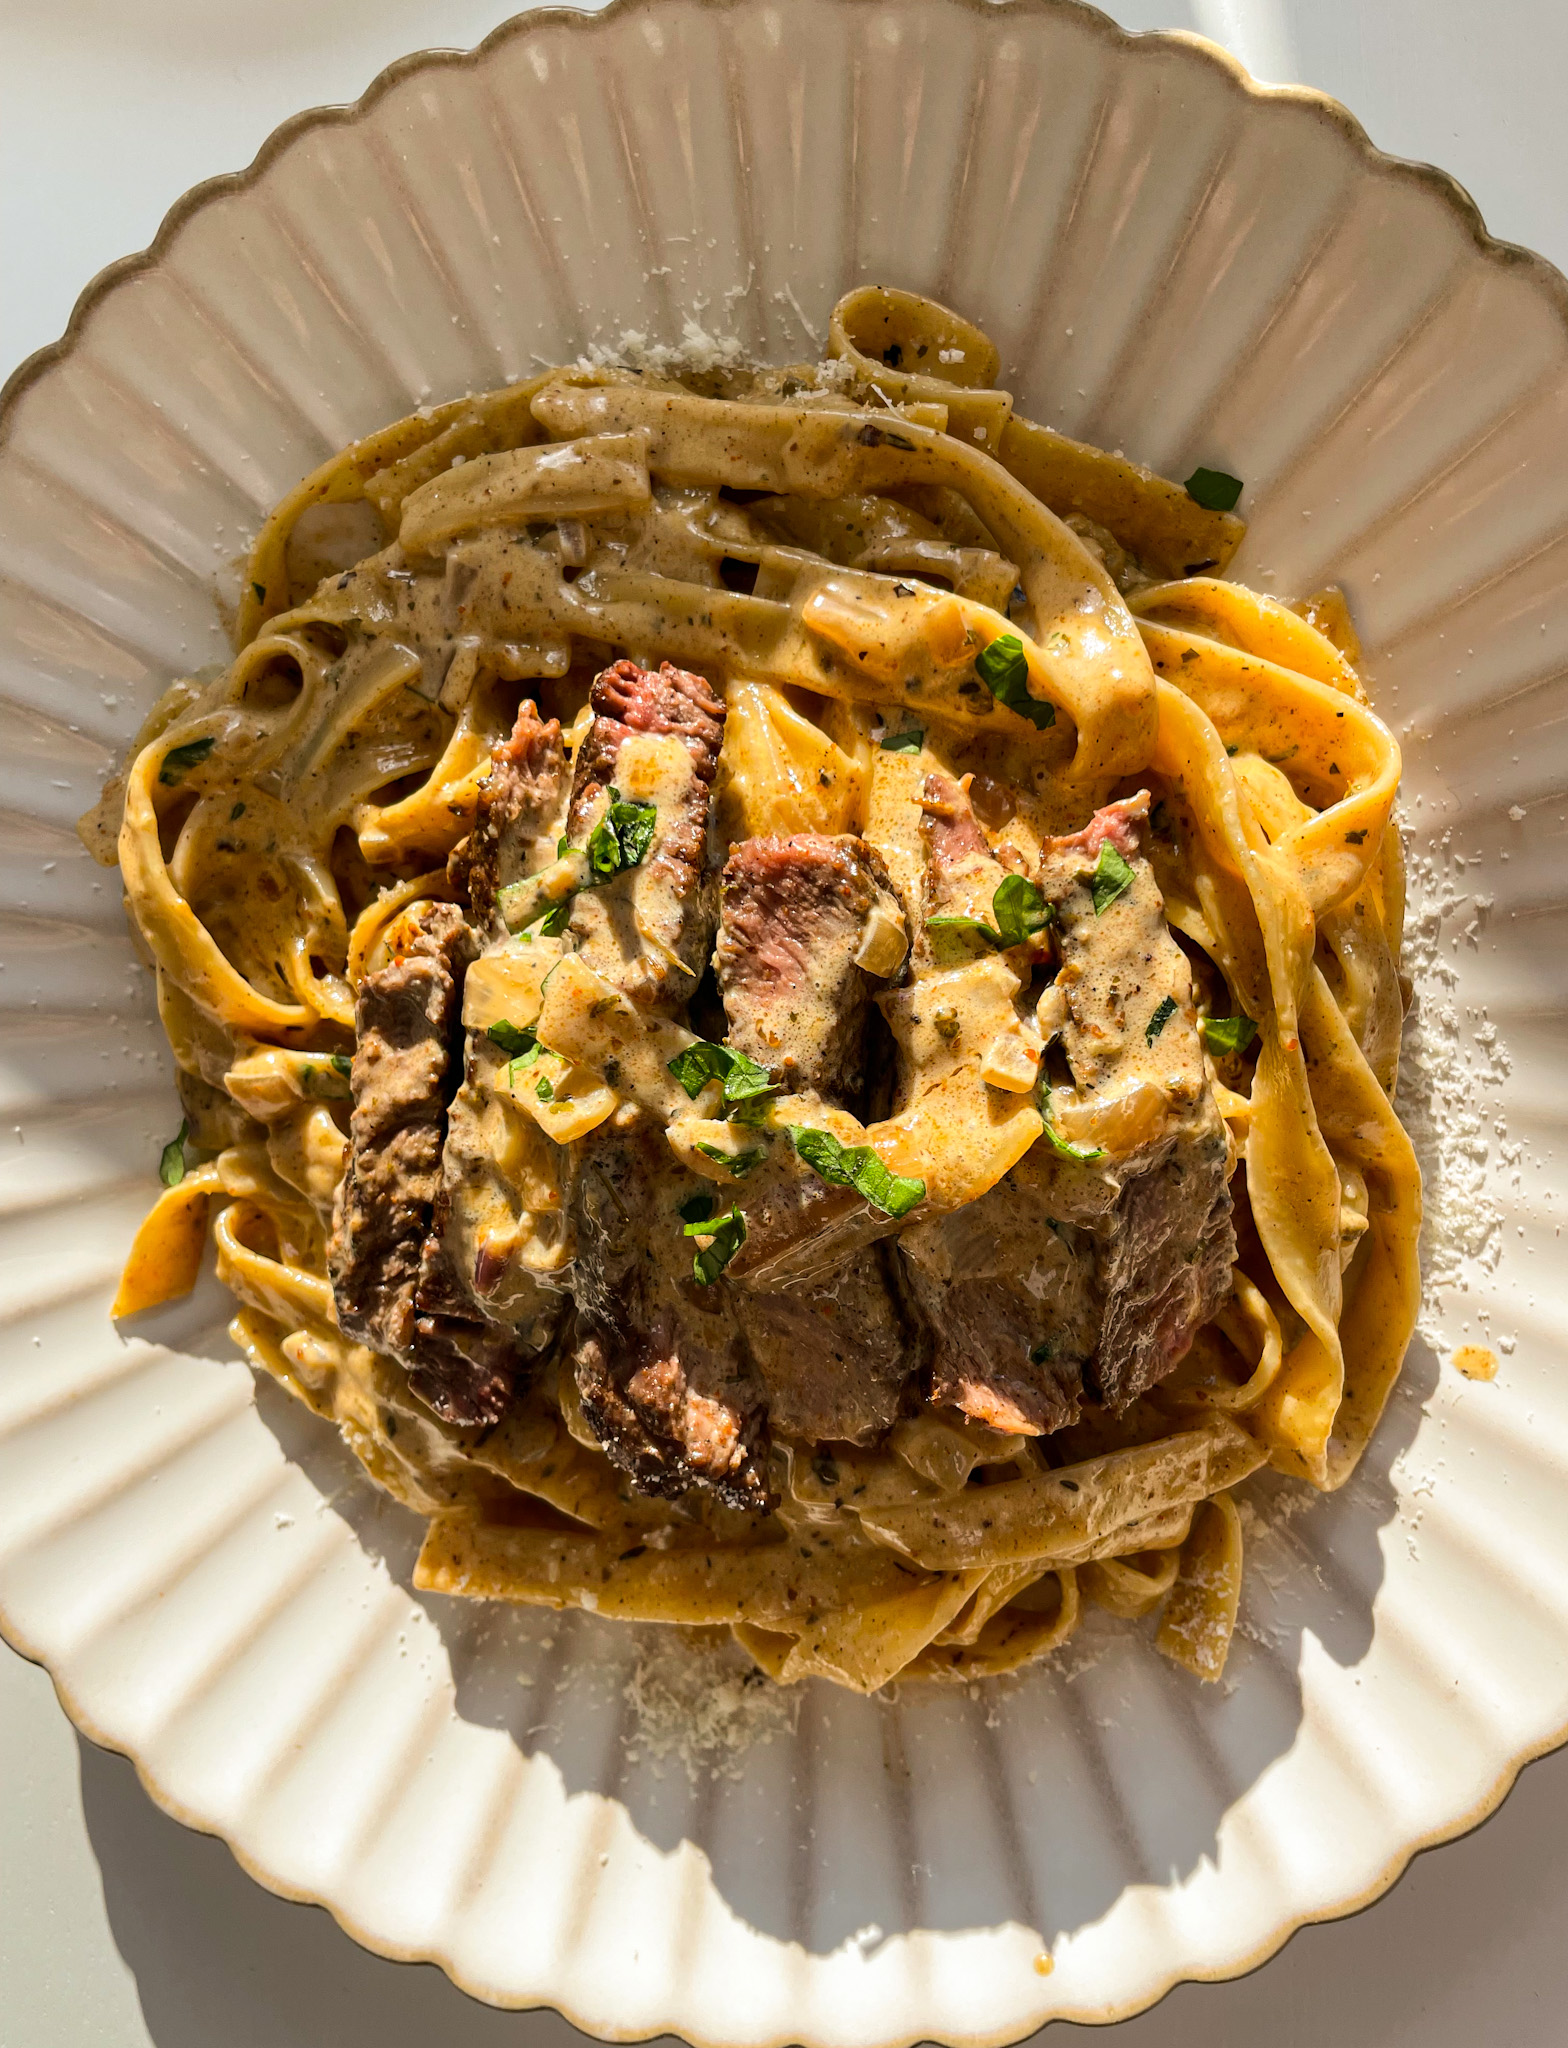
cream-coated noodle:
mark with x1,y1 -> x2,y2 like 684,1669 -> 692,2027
84,289 -> 1419,1693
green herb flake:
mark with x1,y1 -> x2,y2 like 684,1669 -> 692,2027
535,1077 -> 554,1102
992,873 -> 1051,947
928,874 -> 1053,953
1029,1339 -> 1056,1365
1039,1086 -> 1104,1164
879,727 -> 925,753
157,736 -> 215,786
1146,994 -> 1179,1045
1183,467 -> 1244,513
683,1203 -> 748,1285
1201,1014 -> 1258,1057
586,786 -> 658,883
486,1019 -> 536,1058
667,1038 -> 777,1111
330,1053 -> 352,1078
251,582 -> 266,604
518,898 -> 573,937
1088,841 -> 1135,915
229,801 -> 246,821
974,633 -> 1055,730
158,1118 -> 190,1188
786,1125 -> 925,1219
926,912 -> 1004,948
695,1141 -> 766,1178
679,1192 -> 715,1225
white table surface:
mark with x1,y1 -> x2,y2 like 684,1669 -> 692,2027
4,3 -> 1568,2043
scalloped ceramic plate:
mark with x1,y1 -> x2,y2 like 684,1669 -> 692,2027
1,1 -> 1565,2041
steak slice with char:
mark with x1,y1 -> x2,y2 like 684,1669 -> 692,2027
449,698 -> 569,932
715,833 -> 915,1444
1038,792 -> 1237,1410
564,659 -> 771,1504
424,705 -> 573,1348
887,773 -> 1092,1432
565,658 -> 726,1008
572,1125 -> 768,1509
328,900 -> 519,1427
716,833 -> 902,1103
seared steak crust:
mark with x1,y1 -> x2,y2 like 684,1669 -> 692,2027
566,658 -> 727,1006
716,832 -> 897,1103
1040,793 -> 1236,1411
567,658 -> 726,833
328,901 -> 517,1426
571,1126 -> 770,1508
717,830 -> 915,1442
449,699 -> 567,930
562,659 -> 769,1502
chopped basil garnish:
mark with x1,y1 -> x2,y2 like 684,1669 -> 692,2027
229,802 -> 246,821
679,1192 -> 715,1225
535,1076 -> 554,1102
1201,1014 -> 1258,1057
157,736 -> 215,785
667,1038 -> 777,1110
1088,841 -> 1134,915
696,1141 -> 766,1177
879,727 -> 925,753
251,582 -> 266,603
1183,467 -> 1244,513
487,1018 -> 544,1083
1146,995 -> 1178,1045
928,874 -> 1052,952
684,1203 -> 747,1285
486,1020 -> 533,1057
158,1119 -> 189,1188
585,786 -> 658,883
1040,1085 -> 1104,1164
992,873 -> 1050,947
975,633 -> 1055,729
1029,1338 -> 1056,1365
785,1125 -> 925,1219
303,1058 -> 352,1100
925,912 -> 1003,946
516,897 -> 572,937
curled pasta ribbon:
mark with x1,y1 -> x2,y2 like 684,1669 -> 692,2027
528,377 -> 1157,779
119,741 -> 315,1039
1156,1492 -> 1245,1682
111,1165 -> 220,1318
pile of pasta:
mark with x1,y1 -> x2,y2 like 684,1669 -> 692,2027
88,289 -> 1420,1693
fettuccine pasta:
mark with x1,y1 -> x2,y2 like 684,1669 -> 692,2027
85,289 -> 1419,1692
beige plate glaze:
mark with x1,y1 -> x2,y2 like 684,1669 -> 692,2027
1,2 -> 1565,2041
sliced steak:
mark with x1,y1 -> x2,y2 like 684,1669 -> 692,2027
715,833 -> 914,1444
565,658 -> 726,1009
716,833 -> 903,1102
564,659 -> 769,1503
449,698 -> 568,932
428,701 -> 573,1346
891,773 -> 1092,1433
572,1124 -> 769,1508
328,900 -> 519,1426
1038,791 -> 1236,1409
730,1239 -> 914,1445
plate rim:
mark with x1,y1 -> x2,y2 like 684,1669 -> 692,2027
3,0 -> 1567,2038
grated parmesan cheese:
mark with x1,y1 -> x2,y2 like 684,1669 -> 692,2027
1394,826 -> 1512,1351
621,1629 -> 800,1780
